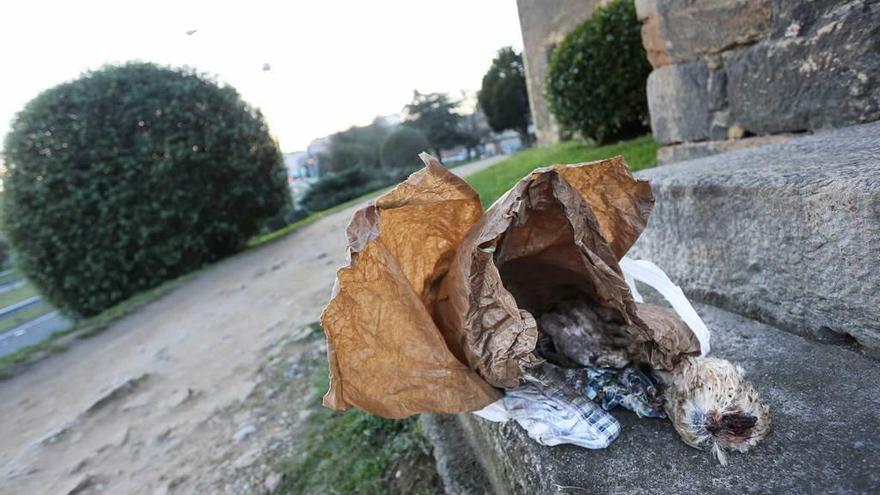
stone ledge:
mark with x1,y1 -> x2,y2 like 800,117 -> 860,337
426,303 -> 880,494
630,122 -> 880,352
656,134 -> 792,164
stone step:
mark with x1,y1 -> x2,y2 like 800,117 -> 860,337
423,303 -> 880,494
628,122 -> 880,355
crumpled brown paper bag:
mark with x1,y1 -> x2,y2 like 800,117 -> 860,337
321,154 -> 699,419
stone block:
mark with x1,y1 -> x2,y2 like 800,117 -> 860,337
656,134 -> 791,164
726,0 -> 880,135
421,414 -> 494,494
647,61 -> 711,144
632,122 -> 880,351
427,303 -> 880,494
640,15 -> 670,68
769,0 -> 854,38
706,68 -> 727,112
644,0 -> 772,67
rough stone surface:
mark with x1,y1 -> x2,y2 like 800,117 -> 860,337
640,14 -> 670,68
421,413 -> 495,495
639,0 -> 879,154
632,122 -> 880,351
515,0 -> 601,145
656,134 -> 792,164
647,61 -> 711,144
634,0 -> 657,20
725,0 -> 880,135
427,303 -> 880,494
769,0 -> 857,38
644,0 -> 772,67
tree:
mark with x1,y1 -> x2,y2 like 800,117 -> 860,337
459,111 -> 492,159
478,47 -> 532,146
403,91 -> 465,161
546,0 -> 651,143
1,63 -> 290,316
380,126 -> 430,170
324,118 -> 391,173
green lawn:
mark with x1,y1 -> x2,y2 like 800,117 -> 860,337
277,349 -> 439,495
0,300 -> 53,334
465,135 -> 658,207
0,270 -> 19,285
0,283 -> 37,308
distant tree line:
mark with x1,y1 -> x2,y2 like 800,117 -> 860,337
270,46 -> 536,231
295,89 -> 500,213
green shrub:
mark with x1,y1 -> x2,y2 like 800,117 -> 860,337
380,126 -> 429,170
323,119 -> 391,173
2,62 -> 290,316
0,235 -> 9,267
300,167 -> 386,212
545,0 -> 651,143
300,166 -> 414,213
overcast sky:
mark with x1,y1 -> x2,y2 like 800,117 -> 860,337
0,0 -> 524,152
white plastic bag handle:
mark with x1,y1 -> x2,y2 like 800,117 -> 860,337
619,257 -> 710,356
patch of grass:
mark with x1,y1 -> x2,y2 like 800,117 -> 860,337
465,135 -> 657,207
0,282 -> 37,308
0,270 -> 19,285
0,300 -> 53,334
277,373 -> 439,495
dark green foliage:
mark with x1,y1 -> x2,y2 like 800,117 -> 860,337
478,47 -> 531,143
2,62 -> 290,316
546,0 -> 651,143
323,118 -> 391,173
0,235 -> 8,267
404,92 -> 466,160
300,167 -> 407,213
304,126 -> 431,212
380,126 -> 429,170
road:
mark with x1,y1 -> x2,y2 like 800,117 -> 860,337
0,155 -> 507,495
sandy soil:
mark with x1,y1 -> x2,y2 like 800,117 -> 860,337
0,156 -> 503,495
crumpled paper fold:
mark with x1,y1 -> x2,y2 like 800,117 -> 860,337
321,153 -> 699,418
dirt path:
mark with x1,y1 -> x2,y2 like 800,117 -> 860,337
0,156 -> 505,495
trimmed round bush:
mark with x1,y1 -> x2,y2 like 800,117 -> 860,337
546,0 -> 651,143
2,62 -> 290,316
379,126 -> 429,170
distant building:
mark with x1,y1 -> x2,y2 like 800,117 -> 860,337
516,0 -> 603,145
304,136 -> 332,175
484,129 -> 528,156
283,152 -> 315,180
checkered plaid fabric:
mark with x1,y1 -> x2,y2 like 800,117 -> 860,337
500,383 -> 620,449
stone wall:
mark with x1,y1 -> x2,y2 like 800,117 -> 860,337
516,0 -> 603,145
637,0 -> 880,163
